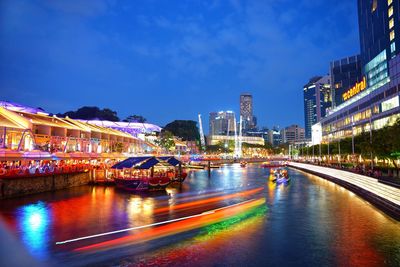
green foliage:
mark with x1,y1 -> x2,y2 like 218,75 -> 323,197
206,144 -> 225,153
272,143 -> 288,154
155,131 -> 175,151
123,115 -> 147,123
242,142 -> 264,149
298,119 -> 400,168
59,106 -> 119,121
163,120 -> 200,141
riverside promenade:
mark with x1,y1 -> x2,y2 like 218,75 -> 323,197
288,162 -> 400,220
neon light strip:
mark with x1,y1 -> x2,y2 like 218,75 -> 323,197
289,163 -> 400,205
55,199 -> 257,245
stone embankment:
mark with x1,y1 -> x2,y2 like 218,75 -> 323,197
0,172 -> 93,199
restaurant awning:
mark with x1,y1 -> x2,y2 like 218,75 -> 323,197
158,156 -> 181,166
22,150 -> 52,160
0,107 -> 32,129
68,152 -> 91,159
51,152 -> 71,160
17,112 -> 82,130
0,149 -> 23,161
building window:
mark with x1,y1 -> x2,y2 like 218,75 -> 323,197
389,18 -> 394,29
381,95 -> 399,112
389,6 -> 393,17
391,42 -> 396,53
390,30 -> 395,41
372,0 -> 378,12
388,0 -> 393,6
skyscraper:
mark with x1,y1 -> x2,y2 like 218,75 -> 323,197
358,0 -> 398,89
330,55 -> 363,107
320,0 -> 400,142
281,125 -> 305,144
303,75 -> 331,139
240,93 -> 254,130
209,111 -> 235,136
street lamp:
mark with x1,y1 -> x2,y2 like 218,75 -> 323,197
351,117 -> 355,163
311,134 -> 314,162
369,108 -> 373,171
328,133 -> 331,163
319,142 -> 321,162
338,136 -> 341,168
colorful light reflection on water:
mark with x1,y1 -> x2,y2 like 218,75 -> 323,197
18,202 -> 51,259
0,164 -> 400,266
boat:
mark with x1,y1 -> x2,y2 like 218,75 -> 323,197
111,156 -> 187,191
240,161 -> 247,167
186,161 -> 220,169
184,164 -> 205,169
270,167 -> 290,183
261,160 -> 287,168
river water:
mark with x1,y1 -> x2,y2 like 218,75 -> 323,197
0,164 -> 399,267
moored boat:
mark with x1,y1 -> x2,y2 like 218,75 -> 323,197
261,160 -> 287,168
111,156 -> 186,192
240,161 -> 247,167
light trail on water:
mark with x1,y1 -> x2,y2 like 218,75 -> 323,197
55,198 -> 266,253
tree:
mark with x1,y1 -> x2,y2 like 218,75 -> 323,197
58,106 -> 119,121
100,108 -> 120,121
163,120 -> 200,141
371,119 -> 400,169
155,131 -> 175,151
123,115 -> 147,123
206,144 -> 226,153
272,143 -> 288,155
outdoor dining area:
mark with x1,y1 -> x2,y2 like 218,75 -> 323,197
0,103 -> 162,181
0,149 -> 120,179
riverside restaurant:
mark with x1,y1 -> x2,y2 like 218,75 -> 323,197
0,103 -> 160,178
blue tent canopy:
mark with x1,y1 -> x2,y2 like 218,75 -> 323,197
111,156 -> 157,169
158,156 -> 181,166
137,157 -> 160,169
112,156 -> 182,170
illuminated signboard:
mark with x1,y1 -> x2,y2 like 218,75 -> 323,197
342,77 -> 367,101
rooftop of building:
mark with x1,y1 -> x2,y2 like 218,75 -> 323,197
330,54 -> 361,67
304,75 -> 331,88
0,100 -> 162,134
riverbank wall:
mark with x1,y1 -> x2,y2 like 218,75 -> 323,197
0,172 -> 93,199
289,162 -> 400,221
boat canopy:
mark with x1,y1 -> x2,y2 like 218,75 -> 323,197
158,156 -> 181,166
111,156 -> 182,170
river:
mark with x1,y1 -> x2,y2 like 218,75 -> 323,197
0,164 -> 399,266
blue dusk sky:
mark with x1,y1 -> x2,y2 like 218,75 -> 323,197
0,0 -> 360,129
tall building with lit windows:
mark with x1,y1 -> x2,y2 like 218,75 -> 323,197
330,55 -> 363,108
281,125 -> 305,144
303,75 -> 331,139
209,111 -> 236,136
318,0 -> 400,143
240,93 -> 254,130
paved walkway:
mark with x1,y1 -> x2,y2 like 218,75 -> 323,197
289,162 -> 400,207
